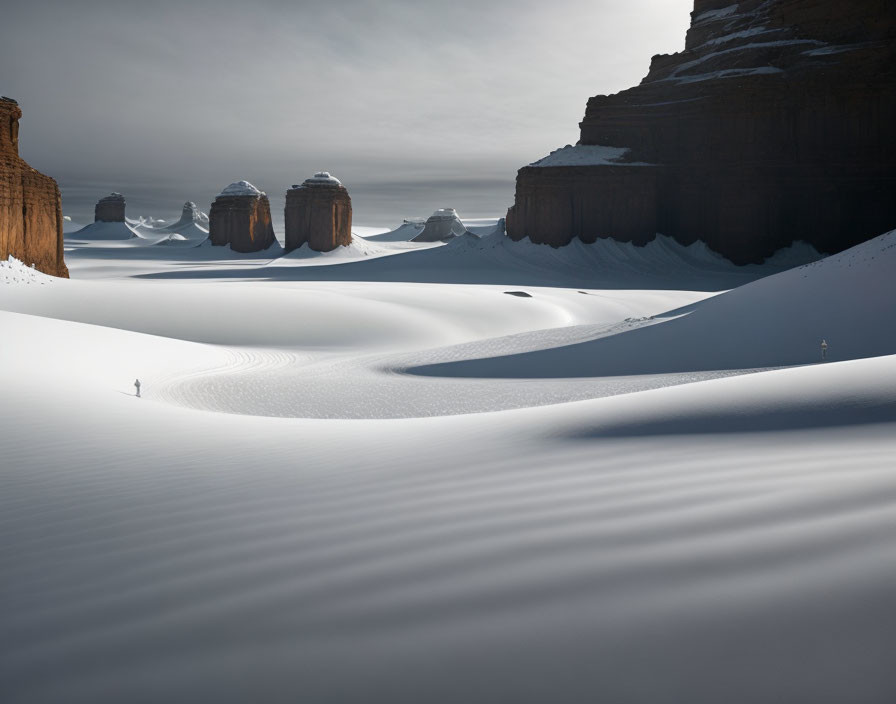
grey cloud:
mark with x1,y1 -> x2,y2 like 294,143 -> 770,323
2,0 -> 691,225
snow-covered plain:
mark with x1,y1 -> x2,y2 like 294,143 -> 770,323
2,225 -> 896,703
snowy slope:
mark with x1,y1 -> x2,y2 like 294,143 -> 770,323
119,229 -> 820,291
364,221 -> 426,242
65,220 -> 141,241
411,230 -> 896,378
2,224 -> 895,704
1,300 -> 896,703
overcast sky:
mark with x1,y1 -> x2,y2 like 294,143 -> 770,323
3,0 -> 692,227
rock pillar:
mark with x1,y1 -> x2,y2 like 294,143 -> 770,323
284,172 -> 352,253
209,181 -> 277,253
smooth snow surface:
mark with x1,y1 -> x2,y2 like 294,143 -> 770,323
2,222 -> 895,703
66,220 -> 140,240
218,180 -> 264,197
411,230 -> 896,378
530,144 -> 650,167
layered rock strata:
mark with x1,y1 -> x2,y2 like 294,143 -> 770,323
0,97 -> 68,277
94,192 -> 126,222
284,172 -> 352,253
507,0 -> 896,264
209,181 -> 276,252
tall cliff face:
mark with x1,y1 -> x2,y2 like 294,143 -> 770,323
507,0 -> 896,264
0,98 -> 68,277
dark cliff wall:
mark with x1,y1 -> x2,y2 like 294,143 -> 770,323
209,195 -> 276,253
507,0 -> 896,264
284,186 -> 352,253
0,98 -> 68,277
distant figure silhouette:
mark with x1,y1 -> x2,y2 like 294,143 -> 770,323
134,379 -> 141,398
821,339 -> 828,362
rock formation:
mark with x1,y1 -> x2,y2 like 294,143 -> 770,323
507,0 -> 896,264
0,97 -> 68,277
94,192 -> 126,222
412,208 -> 469,242
284,172 -> 352,253
209,181 -> 277,253
164,201 -> 208,229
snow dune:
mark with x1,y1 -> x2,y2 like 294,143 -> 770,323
2,225 -> 895,703
411,229 -> 896,378
1,304 -> 895,703
65,220 -> 140,241
123,229 -> 820,290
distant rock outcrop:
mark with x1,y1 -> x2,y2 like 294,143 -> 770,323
506,0 -> 896,264
162,201 -> 209,240
209,181 -> 277,252
412,208 -> 469,242
94,192 -> 126,222
164,201 -> 208,230
284,172 -> 352,253
0,97 -> 68,277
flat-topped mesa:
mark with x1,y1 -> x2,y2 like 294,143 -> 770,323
412,208 -> 470,242
94,192 -> 126,222
209,181 -> 277,253
284,172 -> 352,253
0,97 -> 68,277
508,0 -> 896,264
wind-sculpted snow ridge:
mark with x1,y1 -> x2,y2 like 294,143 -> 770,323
411,229 -> 896,380
0,256 -> 54,285
441,229 -> 821,283
115,227 -> 820,291
65,220 -> 140,241
364,220 -> 426,242
365,218 -> 503,243
160,202 -> 210,239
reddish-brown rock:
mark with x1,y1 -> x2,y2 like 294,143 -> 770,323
0,97 -> 68,277
209,181 -> 277,253
284,172 -> 352,253
507,0 -> 896,264
94,192 -> 126,222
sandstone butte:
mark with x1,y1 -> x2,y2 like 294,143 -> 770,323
0,97 -> 68,277
506,0 -> 896,264
284,172 -> 352,253
94,192 -> 126,222
209,181 -> 277,253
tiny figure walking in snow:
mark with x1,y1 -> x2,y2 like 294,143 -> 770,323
821,339 -> 828,362
134,378 -> 141,398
